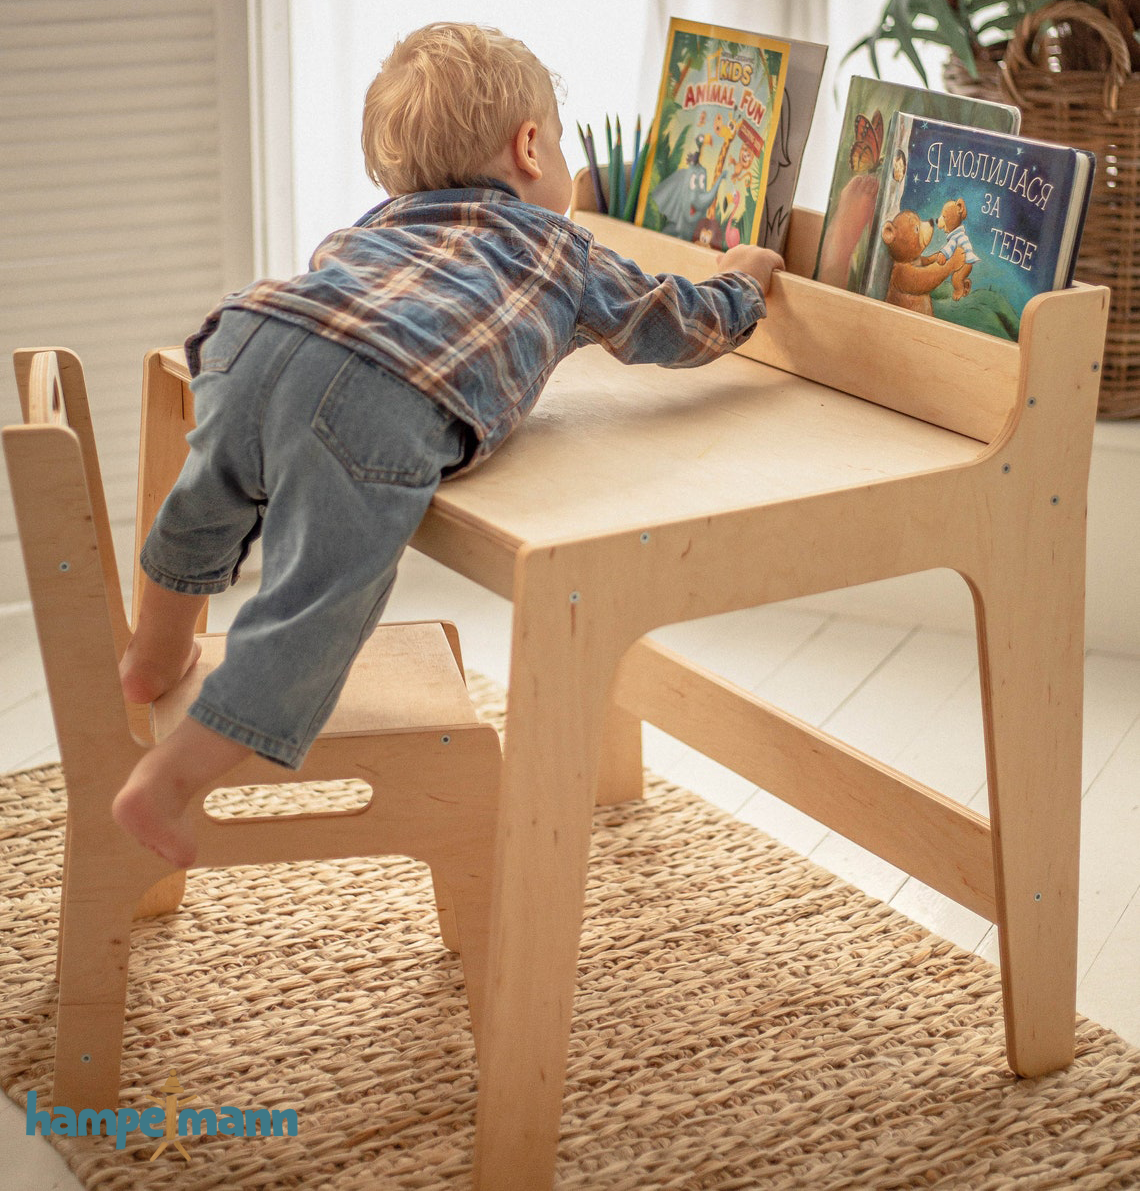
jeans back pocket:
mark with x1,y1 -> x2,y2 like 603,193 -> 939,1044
198,311 -> 267,374
312,354 -> 466,487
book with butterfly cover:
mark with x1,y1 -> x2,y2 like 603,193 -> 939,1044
634,17 -> 791,251
859,113 -> 1094,341
813,77 -> 1020,292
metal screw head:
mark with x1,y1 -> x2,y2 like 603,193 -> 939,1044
1001,463 -> 1012,474
1027,397 -> 1037,407
58,561 -> 70,572
1034,892 -> 1043,902
569,591 -> 580,604
440,734 -> 451,745
81,1053 -> 92,1063
639,531 -> 651,544
1092,361 -> 1101,372
1051,495 -> 1061,506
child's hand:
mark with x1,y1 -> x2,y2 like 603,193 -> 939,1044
716,245 -> 784,294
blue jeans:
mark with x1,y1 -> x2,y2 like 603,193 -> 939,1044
141,310 -> 471,767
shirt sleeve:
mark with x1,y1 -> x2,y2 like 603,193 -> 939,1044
574,239 -> 766,369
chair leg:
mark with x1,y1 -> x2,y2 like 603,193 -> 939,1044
54,819 -> 74,983
595,701 -> 644,806
972,569 -> 1083,1078
429,730 -> 500,1057
446,870 -> 494,1061
54,895 -> 137,1110
431,870 -> 461,953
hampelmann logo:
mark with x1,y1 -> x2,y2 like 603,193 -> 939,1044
26,1070 -> 298,1159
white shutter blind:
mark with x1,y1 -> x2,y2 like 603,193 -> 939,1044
0,0 -> 253,604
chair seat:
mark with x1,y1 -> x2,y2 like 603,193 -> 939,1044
152,620 -> 480,742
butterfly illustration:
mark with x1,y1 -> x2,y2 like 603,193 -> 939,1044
849,109 -> 884,173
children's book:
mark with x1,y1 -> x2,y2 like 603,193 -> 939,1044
634,18 -> 790,251
860,113 -> 1094,341
758,36 -> 828,255
814,77 -> 1021,292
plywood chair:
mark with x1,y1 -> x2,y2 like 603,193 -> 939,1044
4,348 -> 501,1113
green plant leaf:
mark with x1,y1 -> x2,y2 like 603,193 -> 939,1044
927,0 -> 979,67
885,0 -> 933,84
841,0 -> 1061,82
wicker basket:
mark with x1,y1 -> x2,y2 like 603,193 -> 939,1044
944,1 -> 1140,417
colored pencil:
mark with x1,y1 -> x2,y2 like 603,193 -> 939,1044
576,122 -> 595,208
584,123 -> 607,214
611,116 -> 624,219
623,138 -> 651,222
604,115 -> 614,213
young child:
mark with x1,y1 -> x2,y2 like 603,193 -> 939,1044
112,22 -> 783,868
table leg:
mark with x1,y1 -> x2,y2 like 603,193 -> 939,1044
472,552 -> 635,1189
595,701 -> 643,805
969,548 -> 1083,1077
136,353 -> 204,632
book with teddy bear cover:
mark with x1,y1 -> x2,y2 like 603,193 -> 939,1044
813,76 -> 1020,294
859,113 -> 1094,342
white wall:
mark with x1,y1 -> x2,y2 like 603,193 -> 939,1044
287,0 -> 654,271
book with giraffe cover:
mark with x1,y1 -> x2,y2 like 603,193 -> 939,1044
634,17 -> 790,251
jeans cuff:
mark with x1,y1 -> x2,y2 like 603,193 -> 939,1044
139,550 -> 236,597
188,700 -> 306,770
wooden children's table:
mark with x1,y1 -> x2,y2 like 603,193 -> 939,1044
136,173 -> 1109,1189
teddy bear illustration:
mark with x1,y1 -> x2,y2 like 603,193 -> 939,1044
880,210 -> 966,315
927,198 -> 977,300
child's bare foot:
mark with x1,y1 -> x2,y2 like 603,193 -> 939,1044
111,716 -> 252,868
119,637 -> 202,705
112,781 -> 198,869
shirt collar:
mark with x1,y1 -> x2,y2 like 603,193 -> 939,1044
354,178 -> 521,227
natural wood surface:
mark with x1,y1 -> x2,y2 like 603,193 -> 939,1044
612,636 -> 996,919
152,622 -> 479,738
467,193 -> 1107,1188
428,346 -> 984,549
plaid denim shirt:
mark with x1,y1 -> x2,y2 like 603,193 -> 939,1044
186,181 -> 766,469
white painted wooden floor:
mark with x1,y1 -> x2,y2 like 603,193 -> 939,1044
2,549 -> 1138,1189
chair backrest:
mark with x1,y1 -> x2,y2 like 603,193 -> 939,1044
4,349 -> 136,754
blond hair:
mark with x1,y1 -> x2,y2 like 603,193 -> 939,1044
362,23 -> 561,195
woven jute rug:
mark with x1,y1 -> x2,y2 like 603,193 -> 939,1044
3,676 -> 1139,1190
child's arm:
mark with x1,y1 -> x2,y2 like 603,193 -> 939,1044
575,239 -> 780,369
716,246 -> 784,295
